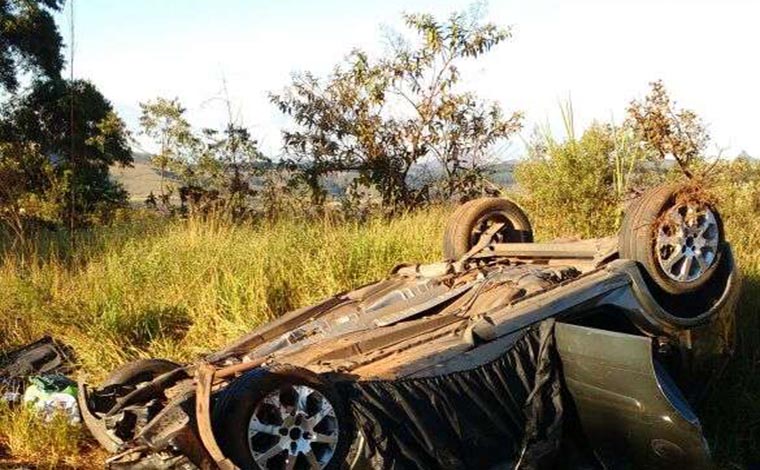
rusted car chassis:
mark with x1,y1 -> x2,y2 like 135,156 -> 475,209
80,187 -> 740,470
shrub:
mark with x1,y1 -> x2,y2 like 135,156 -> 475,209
516,124 -> 625,238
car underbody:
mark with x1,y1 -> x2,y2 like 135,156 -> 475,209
79,188 -> 740,470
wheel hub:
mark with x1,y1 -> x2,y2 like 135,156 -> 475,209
248,384 -> 339,470
471,213 -> 515,246
655,202 -> 719,283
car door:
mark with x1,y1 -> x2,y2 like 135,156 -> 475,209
555,322 -> 712,469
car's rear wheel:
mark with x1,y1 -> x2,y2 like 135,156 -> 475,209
212,365 -> 353,470
619,184 -> 725,295
443,197 -> 533,260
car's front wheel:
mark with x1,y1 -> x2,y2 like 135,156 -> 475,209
212,365 -> 353,470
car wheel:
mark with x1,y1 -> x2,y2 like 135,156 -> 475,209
443,197 -> 533,260
100,358 -> 181,388
212,365 -> 353,470
619,184 -> 725,295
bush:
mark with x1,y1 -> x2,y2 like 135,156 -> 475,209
515,123 -> 622,239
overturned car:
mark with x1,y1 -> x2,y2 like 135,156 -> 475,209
79,184 -> 740,469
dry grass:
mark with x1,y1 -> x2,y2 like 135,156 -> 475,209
0,208 -> 449,467
695,167 -> 760,468
0,403 -> 105,469
0,209 -> 448,380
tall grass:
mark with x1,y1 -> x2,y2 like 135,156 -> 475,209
0,208 -> 449,467
0,403 -> 100,470
696,161 -> 760,467
0,209 -> 448,380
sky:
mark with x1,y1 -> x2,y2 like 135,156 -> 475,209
57,0 -> 760,158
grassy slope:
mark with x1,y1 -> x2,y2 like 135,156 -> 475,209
110,152 -> 163,203
0,203 -> 757,468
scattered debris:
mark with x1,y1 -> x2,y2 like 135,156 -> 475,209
0,337 -> 78,423
22,375 -> 80,424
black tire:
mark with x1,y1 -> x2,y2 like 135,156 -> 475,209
212,365 -> 353,470
100,358 -> 181,388
443,197 -> 533,260
619,184 -> 725,296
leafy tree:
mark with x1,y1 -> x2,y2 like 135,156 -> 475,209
198,123 -> 268,217
140,96 -> 270,217
0,0 -> 65,92
139,97 -> 198,203
271,8 -> 522,210
383,11 -> 522,201
0,142 -> 64,247
0,79 -> 132,226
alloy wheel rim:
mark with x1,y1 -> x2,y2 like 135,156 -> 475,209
655,202 -> 719,283
248,384 -> 339,470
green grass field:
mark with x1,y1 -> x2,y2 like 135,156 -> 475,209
0,202 -> 757,468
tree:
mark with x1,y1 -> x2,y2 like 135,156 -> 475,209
0,142 -> 64,247
271,8 -> 522,211
627,80 -> 709,178
198,123 -> 268,217
0,79 -> 132,226
0,0 -> 65,92
140,96 -> 270,217
139,97 -> 198,204
383,11 -> 522,201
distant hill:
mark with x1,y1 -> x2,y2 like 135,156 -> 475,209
489,161 -> 517,187
111,152 -> 520,203
112,150 -> 753,205
110,152 -> 177,203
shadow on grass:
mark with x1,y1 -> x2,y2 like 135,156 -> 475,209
265,278 -> 296,317
701,273 -> 760,468
0,218 -> 170,268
